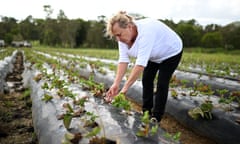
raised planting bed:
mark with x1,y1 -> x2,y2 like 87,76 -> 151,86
70,58 -> 240,144
21,55 -> 178,144
0,50 -> 17,93
31,50 -> 240,144
174,70 -> 240,97
22,50 -> 240,144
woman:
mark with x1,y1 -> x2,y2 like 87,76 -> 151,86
105,11 -> 183,122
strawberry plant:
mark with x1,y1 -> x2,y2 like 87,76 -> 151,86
164,131 -> 181,143
111,93 -> 131,111
188,100 -> 213,120
41,94 -> 53,102
171,89 -> 178,99
136,111 -> 158,137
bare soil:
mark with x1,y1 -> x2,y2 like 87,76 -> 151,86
0,51 -> 38,144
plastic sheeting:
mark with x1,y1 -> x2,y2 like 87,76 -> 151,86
0,50 -> 17,93
23,51 -> 240,144
22,62 -> 175,144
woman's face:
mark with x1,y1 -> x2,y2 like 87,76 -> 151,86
112,22 -> 135,44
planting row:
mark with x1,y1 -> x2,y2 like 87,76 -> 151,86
38,48 -> 240,105
30,48 -> 240,144
0,49 -> 17,93
34,48 -> 240,99
2,48 -> 239,144
21,49 -> 178,144
34,47 -> 240,81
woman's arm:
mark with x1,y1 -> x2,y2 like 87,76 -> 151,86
114,62 -> 128,85
120,64 -> 144,94
106,62 -> 128,99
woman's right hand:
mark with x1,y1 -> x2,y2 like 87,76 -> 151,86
105,84 -> 119,102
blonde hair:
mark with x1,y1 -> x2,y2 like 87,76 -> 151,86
105,11 -> 134,39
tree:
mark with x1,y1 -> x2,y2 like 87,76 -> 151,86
221,22 -> 240,50
75,19 -> 89,47
176,20 -> 202,47
43,5 -> 53,20
19,15 -> 39,41
201,32 -> 223,48
161,19 -> 177,31
85,20 -> 105,48
42,5 -> 61,46
0,17 -> 19,44
204,24 -> 222,33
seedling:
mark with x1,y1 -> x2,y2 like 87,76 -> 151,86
19,88 -> 31,100
50,77 -> 67,89
62,131 -> 82,144
41,94 -> 53,102
34,73 -> 43,82
77,111 -> 115,144
136,111 -> 158,137
180,79 -> 189,88
85,126 -> 101,138
164,131 -> 181,142
41,82 -> 49,89
92,83 -> 105,97
57,88 -> 76,99
63,112 -> 73,129
196,83 -> 213,95
188,100 -> 213,120
170,75 -> 180,87
74,96 -> 88,107
218,96 -> 236,111
171,89 -> 178,99
217,89 -> 234,110
111,93 -> 131,112
216,89 -> 229,98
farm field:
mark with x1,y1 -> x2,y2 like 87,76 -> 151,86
0,47 -> 239,144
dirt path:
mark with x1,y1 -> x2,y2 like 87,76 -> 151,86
0,51 -> 38,144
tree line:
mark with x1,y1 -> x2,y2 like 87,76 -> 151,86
0,5 -> 239,50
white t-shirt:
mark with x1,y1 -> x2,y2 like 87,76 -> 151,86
118,18 -> 183,67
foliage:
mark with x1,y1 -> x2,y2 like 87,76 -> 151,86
63,113 -> 73,129
164,132 -> 181,142
171,89 -> 178,99
201,32 -> 223,48
111,93 -> 131,111
20,88 -> 31,100
188,100 -> 213,120
136,111 -> 159,137
1,11 -> 240,49
41,94 -> 53,102
176,21 -> 202,47
221,22 -> 240,50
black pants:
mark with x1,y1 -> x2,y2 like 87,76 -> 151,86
142,50 -> 182,121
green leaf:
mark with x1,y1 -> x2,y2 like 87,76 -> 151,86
112,93 -> 131,111
41,94 -> 53,102
141,111 -> 150,123
85,127 -> 101,138
150,125 -> 158,135
63,113 -> 73,129
66,103 -> 74,113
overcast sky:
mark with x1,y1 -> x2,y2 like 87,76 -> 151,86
0,0 -> 239,26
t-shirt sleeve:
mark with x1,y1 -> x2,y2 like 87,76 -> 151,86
135,31 -> 156,67
118,42 -> 130,63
